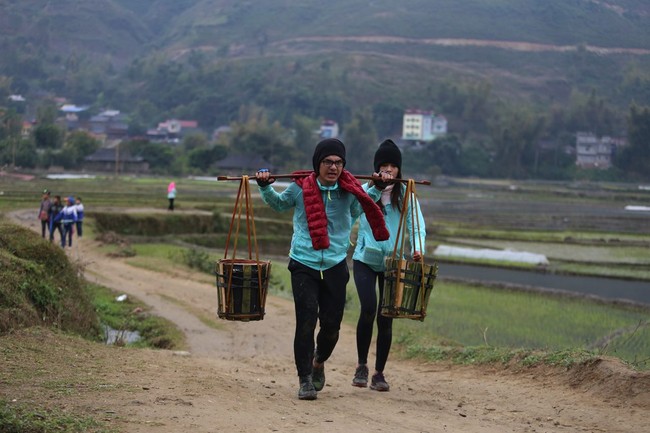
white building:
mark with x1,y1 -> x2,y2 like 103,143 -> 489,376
575,132 -> 614,169
319,120 -> 339,139
402,109 -> 447,142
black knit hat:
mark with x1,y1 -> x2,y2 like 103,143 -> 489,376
312,138 -> 346,172
374,139 -> 402,172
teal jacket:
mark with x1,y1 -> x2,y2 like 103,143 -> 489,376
352,183 -> 426,272
259,180 -> 382,271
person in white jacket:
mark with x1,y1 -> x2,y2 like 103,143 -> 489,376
60,196 -> 78,248
74,197 -> 85,238
350,139 -> 426,392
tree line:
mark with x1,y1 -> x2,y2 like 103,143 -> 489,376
1,51 -> 649,181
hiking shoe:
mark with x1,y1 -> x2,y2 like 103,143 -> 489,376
352,364 -> 369,387
312,363 -> 325,392
370,372 -> 390,392
298,376 -> 317,400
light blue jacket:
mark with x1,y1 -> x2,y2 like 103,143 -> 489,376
352,183 -> 426,272
259,180 -> 382,271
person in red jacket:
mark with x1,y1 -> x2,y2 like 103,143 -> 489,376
255,138 -> 392,400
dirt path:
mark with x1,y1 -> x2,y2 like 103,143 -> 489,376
6,209 -> 650,433
272,36 -> 650,55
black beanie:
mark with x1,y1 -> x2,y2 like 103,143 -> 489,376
312,138 -> 346,172
374,139 -> 402,172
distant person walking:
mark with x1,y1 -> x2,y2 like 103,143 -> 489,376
167,181 -> 177,211
49,195 -> 64,245
61,196 -> 78,248
74,196 -> 85,238
38,189 -> 52,238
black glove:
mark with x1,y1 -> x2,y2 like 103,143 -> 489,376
373,178 -> 388,190
256,178 -> 275,187
255,169 -> 275,187
372,173 -> 388,190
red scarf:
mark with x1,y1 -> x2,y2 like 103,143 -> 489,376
293,170 -> 389,250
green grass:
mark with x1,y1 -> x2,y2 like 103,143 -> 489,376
123,243 -> 219,277
448,238 -> 650,265
384,282 -> 650,369
0,399 -> 117,433
106,214 -> 650,370
431,236 -> 650,280
600,321 -> 650,367
87,284 -> 186,350
556,262 -> 650,280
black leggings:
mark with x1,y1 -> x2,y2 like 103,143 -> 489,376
353,260 -> 393,373
50,222 -> 63,244
289,258 -> 349,378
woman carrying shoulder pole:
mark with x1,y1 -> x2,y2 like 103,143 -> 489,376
351,139 -> 427,392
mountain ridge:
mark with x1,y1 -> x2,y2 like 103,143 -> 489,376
2,0 -> 649,68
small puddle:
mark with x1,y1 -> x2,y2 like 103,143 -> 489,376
102,324 -> 141,345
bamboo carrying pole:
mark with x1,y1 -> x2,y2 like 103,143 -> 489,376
217,173 -> 431,185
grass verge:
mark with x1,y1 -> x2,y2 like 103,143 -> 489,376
0,399 -> 117,433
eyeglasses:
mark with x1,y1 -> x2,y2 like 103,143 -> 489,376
321,159 -> 344,168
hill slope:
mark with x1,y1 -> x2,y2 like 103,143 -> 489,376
1,0 -> 650,140
2,0 -> 649,70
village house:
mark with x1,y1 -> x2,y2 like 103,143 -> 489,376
147,119 -> 200,143
89,110 -> 129,140
319,120 -> 339,139
83,147 -> 149,174
575,132 -> 625,169
59,104 -> 90,131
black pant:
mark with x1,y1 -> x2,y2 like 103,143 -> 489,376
353,260 -> 393,373
75,220 -> 83,237
168,198 -> 174,210
50,222 -> 63,244
41,220 -> 49,238
289,258 -> 349,378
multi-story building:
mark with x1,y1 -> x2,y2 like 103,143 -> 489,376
402,109 -> 447,142
575,132 -> 616,169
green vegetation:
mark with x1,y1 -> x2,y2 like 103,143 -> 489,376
387,282 -> 650,369
0,223 -> 100,338
87,284 -> 186,350
0,399 -> 116,433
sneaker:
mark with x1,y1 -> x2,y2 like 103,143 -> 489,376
370,372 -> 390,392
312,363 -> 325,392
352,364 -> 369,387
298,376 -> 317,400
